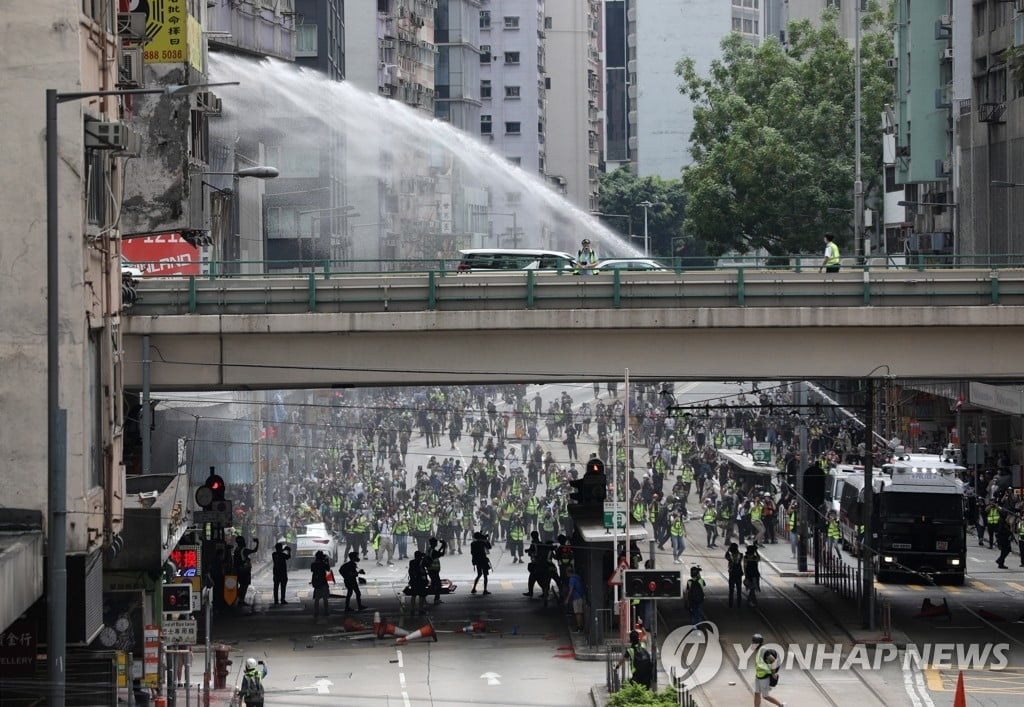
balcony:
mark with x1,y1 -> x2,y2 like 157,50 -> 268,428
978,101 -> 1006,123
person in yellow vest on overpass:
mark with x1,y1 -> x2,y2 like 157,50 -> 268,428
820,232 -> 840,273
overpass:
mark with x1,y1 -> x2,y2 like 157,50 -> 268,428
122,267 -> 1024,390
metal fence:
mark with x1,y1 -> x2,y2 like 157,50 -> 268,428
813,530 -> 869,604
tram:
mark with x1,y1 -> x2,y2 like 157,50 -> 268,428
717,448 -> 779,496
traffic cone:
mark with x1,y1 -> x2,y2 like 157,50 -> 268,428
343,616 -> 369,632
915,598 -> 950,618
456,620 -> 486,634
396,619 -> 437,644
373,611 -> 382,635
376,616 -> 409,638
978,608 -> 1006,622
952,670 -> 966,707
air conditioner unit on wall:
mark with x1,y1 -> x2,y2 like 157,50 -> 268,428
118,46 -> 144,89
940,47 -> 954,61
84,121 -> 140,154
885,58 -> 898,69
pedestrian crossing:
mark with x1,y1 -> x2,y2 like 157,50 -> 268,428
873,578 -> 1024,595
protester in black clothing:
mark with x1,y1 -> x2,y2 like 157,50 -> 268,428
725,543 -> 744,608
233,536 -> 259,606
271,542 -> 291,605
428,537 -> 447,604
470,533 -> 492,594
408,551 -> 429,614
339,552 -> 367,611
310,551 -> 331,619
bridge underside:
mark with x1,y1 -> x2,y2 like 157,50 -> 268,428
122,306 -> 1024,390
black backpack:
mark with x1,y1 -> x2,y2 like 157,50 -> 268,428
632,645 -> 653,678
244,671 -> 264,699
687,578 -> 705,606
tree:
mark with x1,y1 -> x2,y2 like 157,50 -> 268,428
597,167 -> 691,259
677,4 -> 893,256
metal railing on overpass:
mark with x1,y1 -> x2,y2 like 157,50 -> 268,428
126,256 -> 1024,316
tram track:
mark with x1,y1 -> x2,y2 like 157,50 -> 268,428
667,531 -> 893,706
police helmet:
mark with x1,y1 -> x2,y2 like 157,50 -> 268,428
245,657 -> 258,670
751,633 -> 764,645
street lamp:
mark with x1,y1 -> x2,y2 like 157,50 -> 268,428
590,211 -> 633,242
45,81 -> 237,704
637,200 -> 657,256
485,211 -> 520,248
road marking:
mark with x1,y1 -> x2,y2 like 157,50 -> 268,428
913,666 -> 936,707
402,692 -> 410,707
480,671 -> 502,686
903,666 -> 924,707
970,580 -> 994,592
399,672 -> 406,688
944,584 -> 961,593
396,649 -> 404,668
906,584 -> 924,591
501,580 -> 514,590
1006,582 -> 1024,592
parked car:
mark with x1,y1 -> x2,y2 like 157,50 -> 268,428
455,248 -> 577,272
594,258 -> 666,272
121,256 -> 144,280
294,522 -> 339,565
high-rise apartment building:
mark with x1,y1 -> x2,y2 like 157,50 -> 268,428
546,0 -> 603,211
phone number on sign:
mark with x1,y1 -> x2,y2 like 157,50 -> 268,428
144,50 -> 184,61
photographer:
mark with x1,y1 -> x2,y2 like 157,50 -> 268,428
271,542 -> 291,605
428,536 -> 447,604
470,532 -> 493,594
339,552 -> 366,612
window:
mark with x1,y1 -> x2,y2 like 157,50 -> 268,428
481,115 -> 492,134
508,157 -> 522,166
545,76 -> 551,89
505,85 -> 521,98
504,16 -> 520,29
544,16 -> 553,30
732,17 -> 742,31
481,80 -> 492,98
296,24 -> 318,56
480,10 -> 490,28
480,45 -> 491,64
504,51 -> 520,64
505,121 -> 521,134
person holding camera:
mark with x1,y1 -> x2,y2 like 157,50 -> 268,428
470,532 -> 493,594
239,657 -> 267,707
427,536 -> 447,604
752,634 -> 784,707
339,552 -> 367,612
271,542 -> 291,605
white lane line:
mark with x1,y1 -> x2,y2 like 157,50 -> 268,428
902,667 -> 923,707
396,649 -> 404,668
399,672 -> 406,688
914,666 -> 936,707
402,692 -> 411,707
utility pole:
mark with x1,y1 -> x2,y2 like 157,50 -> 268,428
853,0 -> 864,261
637,201 -> 654,256
862,379 -> 875,630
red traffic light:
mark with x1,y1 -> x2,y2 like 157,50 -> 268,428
648,581 -> 657,593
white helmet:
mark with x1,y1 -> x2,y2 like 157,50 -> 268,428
245,657 -> 258,670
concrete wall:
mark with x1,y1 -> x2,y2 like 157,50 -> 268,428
635,0 -> 729,178
0,1 -> 125,557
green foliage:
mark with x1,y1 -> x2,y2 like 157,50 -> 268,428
608,682 -> 680,707
677,3 -> 894,256
597,167 -> 693,258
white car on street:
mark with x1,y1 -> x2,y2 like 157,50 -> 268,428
595,258 -> 666,271
294,522 -> 339,565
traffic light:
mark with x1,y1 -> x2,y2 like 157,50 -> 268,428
569,459 -> 607,507
162,583 -> 193,613
195,466 -> 226,510
623,569 -> 682,599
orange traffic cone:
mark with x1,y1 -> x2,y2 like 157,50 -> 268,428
915,598 -> 950,619
343,616 -> 369,632
396,619 -> 437,644
376,615 -> 409,638
373,611 -> 382,634
952,670 -> 966,707
456,620 -> 486,634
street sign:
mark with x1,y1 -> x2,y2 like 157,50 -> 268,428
752,442 -> 771,464
603,501 -> 627,529
725,428 -> 743,448
161,619 -> 197,645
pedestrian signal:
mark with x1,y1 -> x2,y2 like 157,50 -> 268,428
569,464 -> 606,506
162,583 -> 193,613
585,457 -> 605,476
623,570 -> 682,599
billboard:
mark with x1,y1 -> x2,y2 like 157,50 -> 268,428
123,233 -> 201,276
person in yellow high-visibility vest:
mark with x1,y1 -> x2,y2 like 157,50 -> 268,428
820,232 -> 840,273
826,512 -> 842,557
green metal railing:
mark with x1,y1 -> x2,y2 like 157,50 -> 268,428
124,254 -> 1024,316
